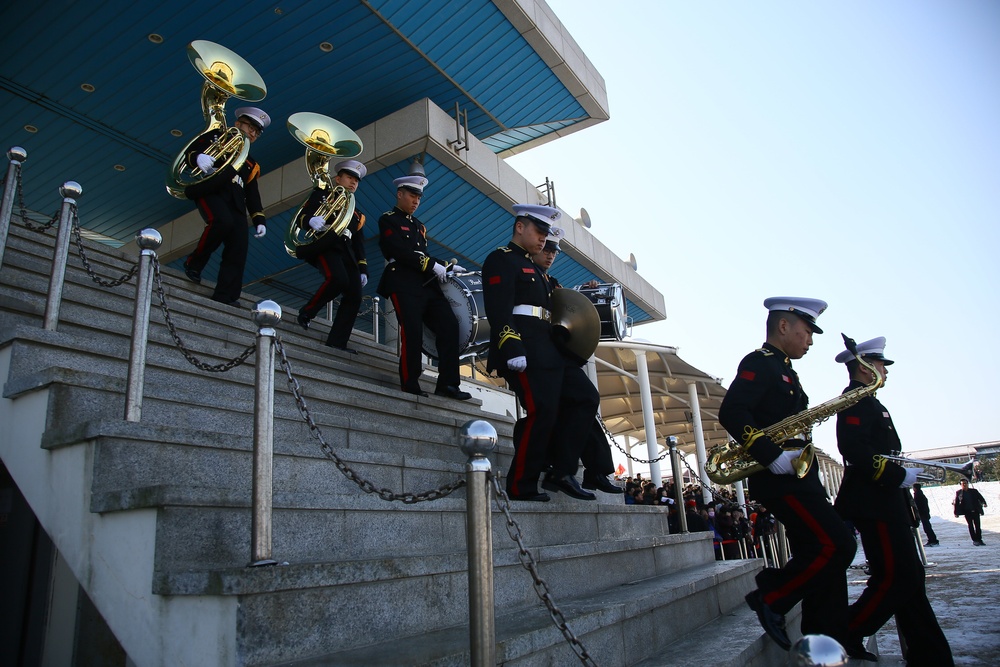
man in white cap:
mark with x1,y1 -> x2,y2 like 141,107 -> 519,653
482,204 -> 600,502
183,106 -> 270,306
833,337 -> 954,665
530,229 -> 621,495
294,159 -> 370,352
718,297 -> 857,655
375,172 -> 470,399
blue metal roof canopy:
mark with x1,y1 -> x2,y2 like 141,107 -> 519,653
0,0 -> 601,244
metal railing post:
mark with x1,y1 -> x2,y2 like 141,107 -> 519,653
0,146 -> 27,272
124,229 -> 162,422
460,419 -> 498,666
777,522 -> 790,566
250,300 -> 281,567
43,181 -> 82,330
372,296 -> 380,344
667,436 -> 688,533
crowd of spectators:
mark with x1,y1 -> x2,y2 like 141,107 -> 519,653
618,475 -> 779,561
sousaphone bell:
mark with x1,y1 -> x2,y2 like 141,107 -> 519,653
283,112 -> 364,259
166,40 -> 267,199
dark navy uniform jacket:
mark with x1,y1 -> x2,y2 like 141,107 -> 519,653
718,342 -> 825,498
834,381 -> 911,522
376,207 -> 446,298
183,129 -> 264,227
293,186 -> 367,273
482,242 -> 560,374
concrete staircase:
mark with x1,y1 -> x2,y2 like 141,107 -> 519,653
0,222 -> 778,666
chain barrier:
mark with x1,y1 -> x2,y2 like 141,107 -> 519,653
69,206 -> 139,287
150,256 -> 256,372
598,415 -> 671,466
490,474 -> 598,666
274,336 -> 465,503
7,168 -> 59,233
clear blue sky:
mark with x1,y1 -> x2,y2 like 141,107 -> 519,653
508,0 -> 1000,462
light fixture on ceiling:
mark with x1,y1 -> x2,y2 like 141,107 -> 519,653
81,83 -> 95,93
319,42 -> 333,52
148,34 -> 164,44
408,154 -> 426,177
24,125 -> 38,133
113,164 -> 126,172
170,129 -> 183,137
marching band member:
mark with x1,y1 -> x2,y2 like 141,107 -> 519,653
718,297 -> 856,654
376,174 -> 470,400
294,159 -> 369,353
530,228 -> 621,495
183,107 -> 269,306
482,204 -> 599,502
833,336 -> 953,665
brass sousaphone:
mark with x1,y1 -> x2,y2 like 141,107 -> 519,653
166,40 -> 267,199
283,112 -> 364,259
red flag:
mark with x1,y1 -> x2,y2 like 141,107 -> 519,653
616,463 -> 626,477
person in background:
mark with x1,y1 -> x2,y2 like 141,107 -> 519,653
954,478 -> 987,546
911,483 -> 939,547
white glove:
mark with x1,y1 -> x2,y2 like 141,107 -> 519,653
195,154 -> 216,174
507,356 -> 527,372
359,274 -> 368,288
900,467 -> 922,489
767,450 -> 801,476
450,264 -> 467,274
308,216 -> 325,232
342,228 -> 352,240
432,262 -> 447,283
254,224 -> 266,239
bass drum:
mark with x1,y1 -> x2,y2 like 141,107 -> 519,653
575,282 -> 627,340
423,272 -> 490,360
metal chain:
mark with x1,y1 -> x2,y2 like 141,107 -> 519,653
599,415 -> 670,465
70,207 -> 138,287
150,256 -> 256,372
274,336 -> 466,503
11,167 -> 60,232
490,474 -> 598,666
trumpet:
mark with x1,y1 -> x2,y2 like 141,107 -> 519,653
166,41 -> 266,199
283,112 -> 363,258
881,455 -> 975,484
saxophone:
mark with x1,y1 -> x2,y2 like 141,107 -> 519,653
705,334 -> 883,484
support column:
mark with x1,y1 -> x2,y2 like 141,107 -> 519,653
635,350 -> 661,484
687,382 -> 712,505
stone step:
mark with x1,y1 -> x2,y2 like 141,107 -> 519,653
270,558 -> 760,667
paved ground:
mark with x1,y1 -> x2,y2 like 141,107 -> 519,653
846,481 -> 1000,665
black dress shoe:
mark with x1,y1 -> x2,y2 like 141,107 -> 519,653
184,265 -> 201,284
542,474 -> 596,501
296,312 -> 311,330
744,590 -> 791,650
507,492 -> 551,502
434,386 -> 472,400
844,645 -> 878,662
582,474 -> 625,494
329,344 -> 358,354
404,388 -> 429,398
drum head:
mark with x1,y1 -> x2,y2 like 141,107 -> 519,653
576,282 -> 626,340
423,272 -> 490,360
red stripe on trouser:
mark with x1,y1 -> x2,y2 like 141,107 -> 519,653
509,371 -> 535,489
764,495 -> 837,606
303,255 -> 334,314
192,198 -> 216,257
390,294 -> 409,385
849,521 -> 895,630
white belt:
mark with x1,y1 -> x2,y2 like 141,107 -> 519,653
512,305 -> 551,321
